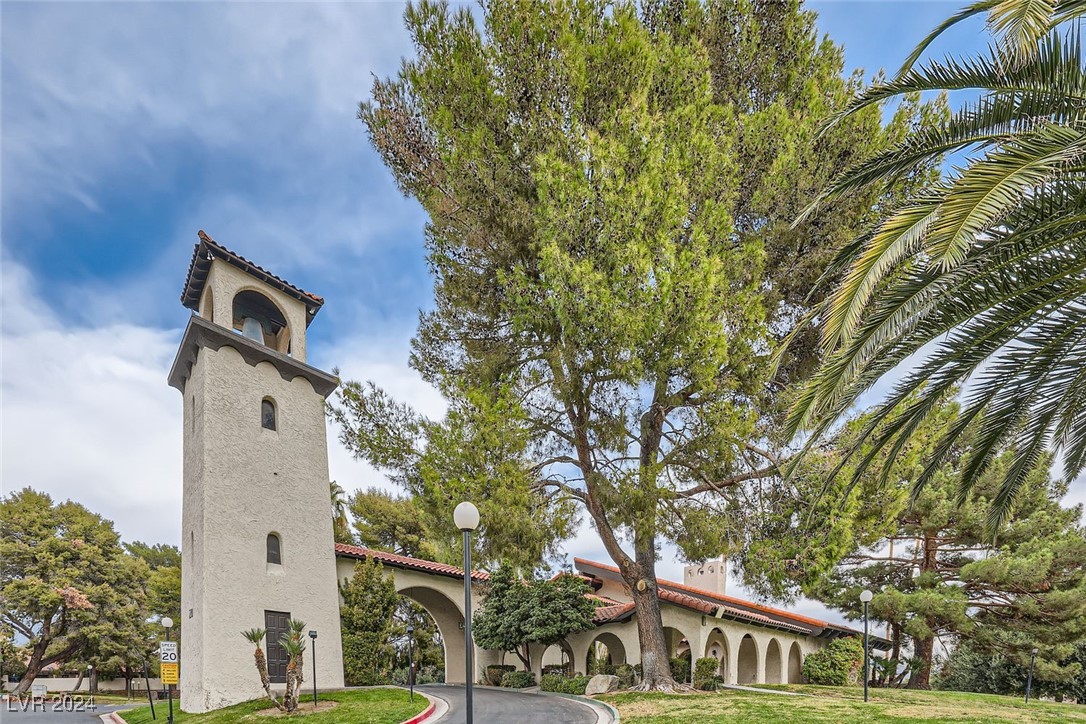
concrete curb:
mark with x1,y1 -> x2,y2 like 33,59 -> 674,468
399,699 -> 435,724
397,687 -> 446,724
102,711 -> 127,724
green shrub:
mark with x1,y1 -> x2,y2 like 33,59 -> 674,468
539,673 -> 592,694
670,656 -> 691,683
486,664 -> 515,686
542,663 -> 570,677
694,657 -> 720,690
615,663 -> 637,688
500,670 -> 536,688
802,637 -> 864,686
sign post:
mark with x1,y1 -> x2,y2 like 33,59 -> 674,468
160,635 -> 178,724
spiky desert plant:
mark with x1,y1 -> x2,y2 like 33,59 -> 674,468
241,628 -> 284,711
280,619 -> 307,711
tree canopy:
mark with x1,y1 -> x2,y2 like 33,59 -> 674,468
0,487 -> 153,694
472,564 -> 596,670
340,0 -> 938,689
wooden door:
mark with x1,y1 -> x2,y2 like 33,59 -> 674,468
264,610 -> 291,684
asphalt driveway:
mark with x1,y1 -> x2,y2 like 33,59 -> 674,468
418,685 -> 601,724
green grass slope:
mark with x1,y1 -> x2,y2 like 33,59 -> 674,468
117,688 -> 426,724
604,685 -> 1086,723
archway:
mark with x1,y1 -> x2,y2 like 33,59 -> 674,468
540,639 -> 574,676
663,627 -> 692,683
737,634 -> 758,684
704,628 -> 729,679
788,642 -> 803,683
586,631 -> 627,674
765,638 -> 783,684
395,586 -> 464,683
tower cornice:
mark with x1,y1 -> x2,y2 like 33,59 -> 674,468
168,314 -> 339,398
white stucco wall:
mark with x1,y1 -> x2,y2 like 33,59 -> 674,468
179,268 -> 343,713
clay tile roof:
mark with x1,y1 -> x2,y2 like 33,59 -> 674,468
334,542 -> 489,582
181,230 -> 325,321
593,602 -> 635,624
573,557 -> 817,636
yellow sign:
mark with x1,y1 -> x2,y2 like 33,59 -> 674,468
161,663 -> 179,685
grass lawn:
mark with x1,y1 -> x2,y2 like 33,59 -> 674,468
603,684 -> 1086,723
116,688 -> 426,724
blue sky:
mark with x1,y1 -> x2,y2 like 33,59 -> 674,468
2,1 -> 1024,625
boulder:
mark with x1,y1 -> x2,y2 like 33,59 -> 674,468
584,674 -> 620,696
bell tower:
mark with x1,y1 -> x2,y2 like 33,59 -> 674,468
169,231 -> 345,712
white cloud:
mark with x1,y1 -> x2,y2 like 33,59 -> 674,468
1,258 -> 183,543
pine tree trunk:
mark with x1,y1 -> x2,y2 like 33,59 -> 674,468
629,580 -> 681,691
14,636 -> 49,695
73,669 -> 86,692
908,635 -> 934,689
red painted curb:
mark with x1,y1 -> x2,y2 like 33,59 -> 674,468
108,712 -> 127,724
399,700 -> 435,724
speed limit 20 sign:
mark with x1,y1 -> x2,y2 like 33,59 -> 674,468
160,642 -> 178,663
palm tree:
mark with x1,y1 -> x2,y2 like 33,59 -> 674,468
241,628 -> 284,711
787,0 -> 1086,529
329,481 -> 352,544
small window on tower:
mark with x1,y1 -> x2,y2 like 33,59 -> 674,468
267,533 -> 282,565
261,398 -> 276,431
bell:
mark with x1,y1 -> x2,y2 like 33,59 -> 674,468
241,317 -> 265,344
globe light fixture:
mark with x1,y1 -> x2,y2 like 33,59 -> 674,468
453,501 -> 480,531
454,501 -> 480,724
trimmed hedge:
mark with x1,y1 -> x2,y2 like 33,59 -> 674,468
694,657 -> 720,690
486,664 -> 515,687
670,656 -> 691,684
540,673 -> 593,694
500,670 -> 536,688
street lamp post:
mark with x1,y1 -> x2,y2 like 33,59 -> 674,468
453,502 -> 480,724
859,590 -> 873,703
308,631 -> 318,707
406,625 -> 415,703
162,617 -> 174,724
1025,648 -> 1038,703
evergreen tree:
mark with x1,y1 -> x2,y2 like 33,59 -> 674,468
339,0 -> 936,689
0,488 -> 151,695
339,559 -> 398,686
808,402 -> 1086,689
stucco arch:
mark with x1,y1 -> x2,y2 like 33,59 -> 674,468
736,634 -> 759,684
765,638 -> 783,684
586,631 -> 627,673
395,585 -> 465,684
788,641 -> 803,683
704,627 -> 729,678
536,639 -> 574,677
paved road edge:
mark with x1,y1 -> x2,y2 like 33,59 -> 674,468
404,687 -> 448,723
540,691 -> 619,724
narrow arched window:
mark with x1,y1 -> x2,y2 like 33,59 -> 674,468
261,399 -> 276,431
267,533 -> 281,565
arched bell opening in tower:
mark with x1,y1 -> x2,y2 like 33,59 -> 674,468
231,290 -> 292,355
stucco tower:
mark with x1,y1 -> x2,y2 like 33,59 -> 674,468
169,231 -> 345,712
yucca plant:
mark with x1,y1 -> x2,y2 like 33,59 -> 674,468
241,628 -> 284,711
280,619 -> 307,712
787,0 -> 1086,531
